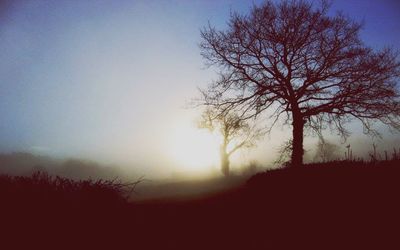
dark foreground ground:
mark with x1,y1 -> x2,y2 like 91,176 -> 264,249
1,160 -> 399,249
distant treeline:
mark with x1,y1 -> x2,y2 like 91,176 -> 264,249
0,152 -> 137,180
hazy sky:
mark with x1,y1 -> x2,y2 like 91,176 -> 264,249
1,0 -> 399,177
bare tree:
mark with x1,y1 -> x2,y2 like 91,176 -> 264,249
198,108 -> 263,176
199,0 -> 400,166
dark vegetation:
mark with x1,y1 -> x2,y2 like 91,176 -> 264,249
0,171 -> 136,207
1,159 -> 399,249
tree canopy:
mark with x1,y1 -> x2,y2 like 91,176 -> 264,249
200,0 -> 400,166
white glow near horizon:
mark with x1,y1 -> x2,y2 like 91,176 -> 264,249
167,120 -> 220,174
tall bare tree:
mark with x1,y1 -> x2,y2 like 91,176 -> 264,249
198,108 -> 262,176
200,0 -> 400,166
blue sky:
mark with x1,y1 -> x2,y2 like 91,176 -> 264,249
0,0 -> 399,176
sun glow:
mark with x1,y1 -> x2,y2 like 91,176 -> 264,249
167,122 -> 220,173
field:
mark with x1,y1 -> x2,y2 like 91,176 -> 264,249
1,160 -> 399,249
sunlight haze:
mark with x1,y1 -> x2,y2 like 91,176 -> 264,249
1,0 -> 399,178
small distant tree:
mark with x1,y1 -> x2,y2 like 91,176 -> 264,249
313,139 -> 340,162
198,108 -> 263,176
199,0 -> 400,166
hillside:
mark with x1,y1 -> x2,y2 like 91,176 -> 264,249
1,161 -> 399,249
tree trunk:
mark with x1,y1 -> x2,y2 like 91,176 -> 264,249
291,111 -> 305,167
220,144 -> 230,176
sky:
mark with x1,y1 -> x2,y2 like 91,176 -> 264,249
0,0 -> 399,178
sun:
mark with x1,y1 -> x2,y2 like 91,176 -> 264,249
167,122 -> 220,173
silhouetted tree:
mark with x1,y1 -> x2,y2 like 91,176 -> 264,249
198,108 -> 263,176
200,0 -> 400,166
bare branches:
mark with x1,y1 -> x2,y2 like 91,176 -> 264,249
199,0 -> 400,165
198,106 -> 264,175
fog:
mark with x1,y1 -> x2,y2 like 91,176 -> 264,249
1,0 -> 399,181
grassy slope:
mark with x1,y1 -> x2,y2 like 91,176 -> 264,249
131,175 -> 248,202
1,161 -> 399,249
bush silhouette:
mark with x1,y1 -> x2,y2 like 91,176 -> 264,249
0,171 -> 140,211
